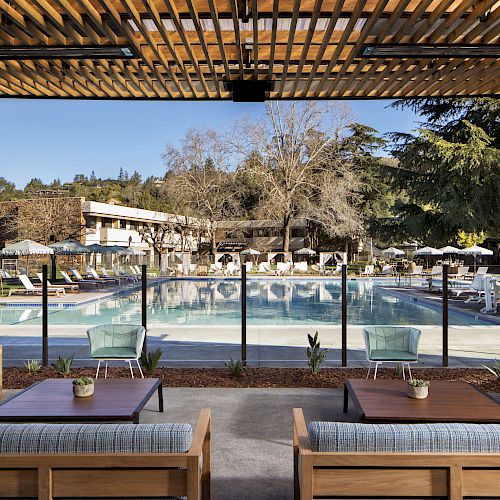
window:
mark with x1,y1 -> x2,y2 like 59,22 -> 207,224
85,216 -> 96,229
292,228 -> 305,238
102,218 -> 113,229
119,219 -> 127,229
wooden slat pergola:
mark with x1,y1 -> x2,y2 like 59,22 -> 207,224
0,0 -> 499,100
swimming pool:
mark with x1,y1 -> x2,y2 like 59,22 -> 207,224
0,278 -> 491,326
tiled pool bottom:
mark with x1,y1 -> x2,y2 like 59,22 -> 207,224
0,278 -> 493,326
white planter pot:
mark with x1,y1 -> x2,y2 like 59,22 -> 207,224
407,385 -> 428,399
73,383 -> 94,398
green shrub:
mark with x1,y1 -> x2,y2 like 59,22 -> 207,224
73,377 -> 93,386
306,332 -> 328,375
139,348 -> 163,376
51,355 -> 74,375
225,358 -> 246,377
24,359 -> 41,373
407,378 -> 430,387
483,359 -> 500,379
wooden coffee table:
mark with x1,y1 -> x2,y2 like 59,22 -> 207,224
0,378 -> 163,424
344,379 -> 500,423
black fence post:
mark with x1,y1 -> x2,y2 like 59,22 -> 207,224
341,263 -> 347,367
442,263 -> 449,367
50,254 -> 57,282
241,265 -> 247,363
142,264 -> 147,353
42,264 -> 48,367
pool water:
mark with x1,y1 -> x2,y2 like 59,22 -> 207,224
0,278 -> 490,326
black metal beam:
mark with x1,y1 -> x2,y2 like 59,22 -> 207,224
142,264 -> 147,353
442,263 -> 449,367
341,263 -> 347,367
241,265 -> 247,363
42,264 -> 48,366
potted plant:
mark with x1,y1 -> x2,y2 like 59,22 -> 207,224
407,379 -> 430,399
72,377 -> 94,398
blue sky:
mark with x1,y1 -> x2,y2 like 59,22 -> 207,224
0,99 -> 421,188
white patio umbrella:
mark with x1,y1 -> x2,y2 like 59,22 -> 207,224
294,248 -> 316,255
439,245 -> 460,254
414,246 -> 442,268
240,248 -> 261,256
0,239 -> 54,275
459,245 -> 493,272
382,247 -> 404,258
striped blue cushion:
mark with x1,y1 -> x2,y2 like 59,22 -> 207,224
0,423 -> 192,454
308,422 -> 500,453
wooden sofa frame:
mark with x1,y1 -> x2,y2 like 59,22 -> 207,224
0,408 -> 211,500
293,408 -> 500,500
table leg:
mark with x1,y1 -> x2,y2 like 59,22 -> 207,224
158,384 -> 164,413
343,384 -> 348,413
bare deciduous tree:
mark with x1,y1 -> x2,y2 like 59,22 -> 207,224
232,101 -> 363,252
163,128 -> 240,257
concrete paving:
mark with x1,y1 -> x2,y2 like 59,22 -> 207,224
2,387 -> 498,500
1,324 -> 499,368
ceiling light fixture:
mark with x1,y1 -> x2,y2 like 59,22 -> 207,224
0,46 -> 137,60
361,44 -> 500,58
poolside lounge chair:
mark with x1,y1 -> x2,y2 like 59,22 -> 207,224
449,265 -> 469,278
423,265 -> 442,277
112,266 -> 139,282
72,267 -> 112,286
407,265 -> 423,277
294,262 -> 308,273
258,262 -> 271,273
475,266 -> 489,276
86,266 -> 119,284
225,262 -> 239,276
360,264 -> 375,276
36,273 -> 79,293
244,262 -> 253,273
132,265 -> 159,278
362,326 -> 421,380
378,265 -> 394,276
210,263 -> 223,275
0,269 -> 12,279
87,324 -> 146,378
65,269 -> 102,288
276,262 -> 292,276
9,274 -> 66,296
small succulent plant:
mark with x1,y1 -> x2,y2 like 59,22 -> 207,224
24,359 -> 41,373
407,379 -> 430,387
139,348 -> 163,376
306,332 -> 328,375
73,377 -> 94,386
225,358 -> 246,377
51,354 -> 74,375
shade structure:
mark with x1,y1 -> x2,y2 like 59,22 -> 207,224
0,240 -> 53,256
294,248 -> 316,256
414,246 -> 443,256
382,247 -> 404,257
459,245 -> 493,256
439,246 -> 460,254
240,248 -> 261,256
0,2 -> 498,100
49,240 -> 91,255
86,244 -> 120,255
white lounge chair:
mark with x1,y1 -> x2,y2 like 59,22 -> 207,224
244,262 -> 253,273
258,262 -> 271,273
68,269 -> 104,287
407,265 -> 423,277
210,263 -> 223,275
379,265 -> 394,276
294,262 -> 308,273
360,264 -> 375,276
86,266 -> 119,284
449,266 -> 469,279
225,262 -> 239,276
424,265 -> 443,277
9,274 -> 65,296
36,273 -> 79,293
276,262 -> 291,276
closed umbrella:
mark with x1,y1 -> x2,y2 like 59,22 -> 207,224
0,239 -> 54,275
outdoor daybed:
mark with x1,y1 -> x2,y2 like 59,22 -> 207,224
293,408 -> 500,500
0,408 -> 210,500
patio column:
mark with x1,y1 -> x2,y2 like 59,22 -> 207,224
442,264 -> 449,367
341,264 -> 347,367
142,264 -> 147,353
241,265 -> 247,363
42,264 -> 48,366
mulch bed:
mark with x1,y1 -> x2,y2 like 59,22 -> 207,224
2,367 -> 499,393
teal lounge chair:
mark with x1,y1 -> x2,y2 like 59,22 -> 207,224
87,324 -> 146,379
362,326 -> 421,380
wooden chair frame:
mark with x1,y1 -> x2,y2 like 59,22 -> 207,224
293,408 -> 500,500
0,408 -> 211,500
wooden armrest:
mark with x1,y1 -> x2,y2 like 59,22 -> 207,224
189,408 -> 211,457
293,408 -> 312,455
